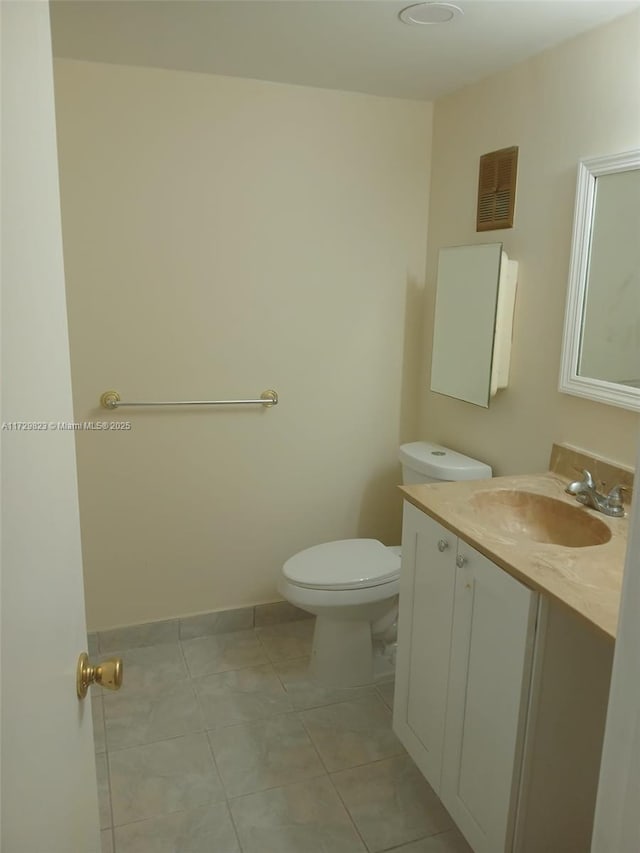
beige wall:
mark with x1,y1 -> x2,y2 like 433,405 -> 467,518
53,60 -> 432,630
421,12 -> 640,476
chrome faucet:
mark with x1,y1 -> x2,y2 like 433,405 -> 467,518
565,469 -> 627,518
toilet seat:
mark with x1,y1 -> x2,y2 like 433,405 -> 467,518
282,539 -> 400,591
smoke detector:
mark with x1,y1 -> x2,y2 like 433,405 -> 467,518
399,3 -> 463,25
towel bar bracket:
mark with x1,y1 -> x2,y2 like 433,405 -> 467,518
100,390 -> 121,410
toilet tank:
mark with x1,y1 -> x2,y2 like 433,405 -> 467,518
398,442 -> 492,485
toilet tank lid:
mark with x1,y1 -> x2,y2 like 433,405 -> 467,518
398,442 -> 492,481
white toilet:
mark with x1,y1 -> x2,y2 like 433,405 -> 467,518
278,442 -> 492,688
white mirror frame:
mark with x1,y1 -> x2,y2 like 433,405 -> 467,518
559,148 -> 640,412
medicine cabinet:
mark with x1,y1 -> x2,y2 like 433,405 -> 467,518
430,243 -> 518,408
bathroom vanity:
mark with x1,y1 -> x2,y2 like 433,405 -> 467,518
393,462 -> 630,853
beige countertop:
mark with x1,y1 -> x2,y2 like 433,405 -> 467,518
400,472 -> 628,640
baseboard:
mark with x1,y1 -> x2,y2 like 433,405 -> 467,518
88,600 -> 312,654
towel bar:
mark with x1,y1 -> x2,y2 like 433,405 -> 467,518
99,389 -> 278,409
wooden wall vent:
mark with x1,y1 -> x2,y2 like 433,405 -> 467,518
476,146 -> 518,231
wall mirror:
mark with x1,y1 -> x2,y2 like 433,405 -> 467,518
559,148 -> 640,411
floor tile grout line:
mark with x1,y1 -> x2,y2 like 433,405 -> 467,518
189,659 -> 283,686
205,704 -> 327,800
105,726 -> 210,757
295,692 -> 404,775
273,657 -> 390,713
102,675 -> 206,752
109,769 -> 389,844
253,619 -> 316,665
101,677 -> 191,708
93,692 -> 107,755
101,635 -> 181,657
201,721 -> 245,851
329,751 -> 411,781
192,670 -> 297,731
327,752 -> 450,853
206,704 -> 303,736
225,771 -> 372,853
271,656 -> 293,694
179,628 -> 275,678
223,767 -> 329,805
225,800 -> 246,853
253,626 -> 277,664
278,686 -> 383,714
176,657 -> 277,681
185,674 -> 207,736
321,745 -> 406,777
106,797 -> 229,832
103,743 -> 116,836
325,767 -> 372,852
375,684 -> 394,711
100,690 -> 116,852
199,707 -> 299,735
202,712 -> 236,806
108,735 -> 229,831
377,827 -> 461,852
176,635 -> 191,673
296,708 -> 335,776
197,697 -> 401,740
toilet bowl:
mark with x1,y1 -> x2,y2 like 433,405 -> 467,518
277,539 -> 400,688
278,442 -> 492,689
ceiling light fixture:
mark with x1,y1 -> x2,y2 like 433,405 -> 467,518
399,2 -> 463,26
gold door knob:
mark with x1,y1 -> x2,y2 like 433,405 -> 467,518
76,652 -> 123,699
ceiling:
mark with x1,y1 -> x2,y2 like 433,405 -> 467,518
50,0 -> 640,101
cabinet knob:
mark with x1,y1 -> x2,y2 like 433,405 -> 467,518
437,539 -> 449,552
456,554 -> 467,568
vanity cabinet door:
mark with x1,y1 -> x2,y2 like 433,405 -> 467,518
440,540 -> 538,853
393,502 -> 456,790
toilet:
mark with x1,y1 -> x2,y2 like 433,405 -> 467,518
278,442 -> 492,689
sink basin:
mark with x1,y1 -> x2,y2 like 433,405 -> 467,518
469,490 -> 612,548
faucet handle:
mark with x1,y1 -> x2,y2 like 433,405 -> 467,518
565,468 -> 597,497
606,484 -> 629,510
580,469 -> 596,489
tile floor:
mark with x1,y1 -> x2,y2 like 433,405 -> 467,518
93,618 -> 472,853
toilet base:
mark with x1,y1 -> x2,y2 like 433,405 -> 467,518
278,571 -> 399,690
309,617 -> 375,688
372,637 -> 396,682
